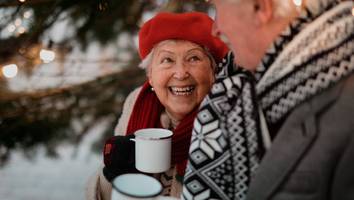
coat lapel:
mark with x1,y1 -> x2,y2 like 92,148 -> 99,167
247,78 -> 345,200
247,104 -> 317,200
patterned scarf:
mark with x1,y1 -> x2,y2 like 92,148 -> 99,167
182,1 -> 354,199
126,81 -> 198,176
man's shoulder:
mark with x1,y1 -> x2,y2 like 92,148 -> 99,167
337,73 -> 354,100
309,72 -> 354,133
284,72 -> 354,136
320,72 -> 354,108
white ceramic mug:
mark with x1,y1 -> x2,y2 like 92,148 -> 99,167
111,173 -> 162,200
133,128 -> 173,173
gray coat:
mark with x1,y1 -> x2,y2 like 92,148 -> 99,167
248,73 -> 354,200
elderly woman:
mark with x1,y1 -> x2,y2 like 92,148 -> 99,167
86,12 -> 228,200
183,0 -> 354,200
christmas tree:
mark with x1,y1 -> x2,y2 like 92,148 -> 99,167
0,0 -> 210,165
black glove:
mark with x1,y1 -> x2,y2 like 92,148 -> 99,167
102,134 -> 136,182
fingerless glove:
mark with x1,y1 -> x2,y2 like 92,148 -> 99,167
102,135 -> 136,182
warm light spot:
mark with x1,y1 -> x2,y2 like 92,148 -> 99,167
18,48 -> 26,54
2,64 -> 18,78
23,10 -> 32,18
18,0 -> 26,3
15,18 -> 22,26
293,0 -> 302,7
17,26 -> 26,34
352,6 -> 354,16
40,49 -> 56,63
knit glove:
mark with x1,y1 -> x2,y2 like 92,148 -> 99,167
102,134 -> 136,182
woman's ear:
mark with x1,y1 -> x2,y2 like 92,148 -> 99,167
254,0 -> 274,25
148,78 -> 153,87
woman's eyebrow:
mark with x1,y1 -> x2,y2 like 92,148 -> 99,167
156,48 -> 204,57
186,47 -> 205,54
156,49 -> 174,57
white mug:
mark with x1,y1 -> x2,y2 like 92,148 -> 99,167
133,128 -> 173,173
111,173 -> 162,200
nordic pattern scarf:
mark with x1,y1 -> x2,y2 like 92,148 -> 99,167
182,1 -> 354,199
126,81 -> 198,176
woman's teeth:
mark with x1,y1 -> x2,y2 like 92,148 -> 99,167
169,86 -> 195,96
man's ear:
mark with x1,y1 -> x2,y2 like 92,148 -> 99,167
254,0 -> 274,24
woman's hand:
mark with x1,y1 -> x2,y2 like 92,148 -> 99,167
102,134 -> 136,182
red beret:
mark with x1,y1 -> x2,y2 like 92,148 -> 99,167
138,12 -> 228,62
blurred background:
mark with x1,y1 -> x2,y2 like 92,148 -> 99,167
0,0 -> 211,199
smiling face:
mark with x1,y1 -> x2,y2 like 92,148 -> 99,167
148,40 -> 215,121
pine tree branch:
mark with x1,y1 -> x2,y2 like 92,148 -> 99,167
0,0 -> 55,7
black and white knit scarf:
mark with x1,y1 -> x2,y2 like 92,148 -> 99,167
182,1 -> 354,199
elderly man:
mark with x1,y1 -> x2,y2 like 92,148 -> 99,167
182,0 -> 354,200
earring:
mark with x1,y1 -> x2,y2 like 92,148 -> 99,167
151,87 -> 154,92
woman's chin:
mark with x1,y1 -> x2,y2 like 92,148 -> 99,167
168,107 -> 194,120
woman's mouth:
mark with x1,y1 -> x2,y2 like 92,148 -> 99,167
169,86 -> 195,96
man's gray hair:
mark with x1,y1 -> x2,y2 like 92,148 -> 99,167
226,0 -> 295,18
227,0 -> 336,19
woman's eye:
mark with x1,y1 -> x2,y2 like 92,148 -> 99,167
188,56 -> 201,62
161,57 -> 174,64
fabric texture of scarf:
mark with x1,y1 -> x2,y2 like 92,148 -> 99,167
182,1 -> 354,199
126,81 -> 198,176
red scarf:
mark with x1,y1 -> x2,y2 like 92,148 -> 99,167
126,81 -> 198,176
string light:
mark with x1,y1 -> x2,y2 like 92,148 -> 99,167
23,11 -> 32,19
2,64 -> 18,78
40,49 -> 56,63
15,19 -> 22,26
18,0 -> 26,3
18,26 -> 26,34
7,24 -> 16,33
293,0 -> 302,7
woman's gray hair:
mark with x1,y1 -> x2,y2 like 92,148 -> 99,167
138,50 -> 153,75
138,40 -> 217,77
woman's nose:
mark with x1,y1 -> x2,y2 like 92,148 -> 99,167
173,63 -> 190,80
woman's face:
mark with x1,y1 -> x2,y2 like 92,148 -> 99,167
149,40 -> 215,121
